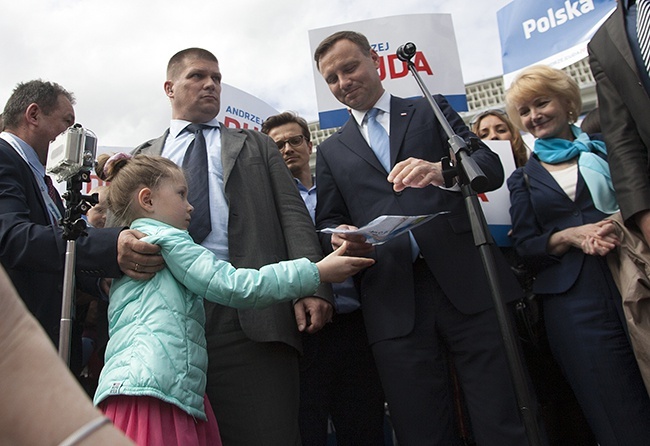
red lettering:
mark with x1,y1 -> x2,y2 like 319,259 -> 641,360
377,56 -> 387,81
224,117 -> 240,128
376,51 -> 433,80
224,117 -> 259,131
242,122 -> 260,131
478,193 -> 488,202
414,52 -> 433,76
387,55 -> 409,79
84,175 -> 108,193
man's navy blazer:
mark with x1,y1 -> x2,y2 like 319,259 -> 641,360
315,95 -> 522,344
0,139 -> 122,344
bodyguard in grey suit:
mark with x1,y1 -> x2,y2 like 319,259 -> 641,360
134,47 -> 333,446
589,0 -> 650,241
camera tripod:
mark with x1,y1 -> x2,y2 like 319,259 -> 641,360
58,170 -> 98,365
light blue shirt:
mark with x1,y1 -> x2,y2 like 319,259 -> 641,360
295,177 -> 317,222
162,119 -> 230,261
350,91 -> 421,261
351,90 -> 391,142
0,132 -> 61,224
296,177 -> 360,313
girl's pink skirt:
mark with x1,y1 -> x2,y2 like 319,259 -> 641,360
100,394 -> 222,446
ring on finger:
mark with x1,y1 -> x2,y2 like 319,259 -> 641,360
134,263 -> 140,272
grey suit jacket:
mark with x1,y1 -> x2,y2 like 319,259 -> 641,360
589,2 -> 650,223
134,124 -> 333,352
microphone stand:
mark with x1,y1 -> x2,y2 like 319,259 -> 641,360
396,42 -> 544,446
58,170 -> 97,366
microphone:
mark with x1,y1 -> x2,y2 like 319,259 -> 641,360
396,42 -> 417,62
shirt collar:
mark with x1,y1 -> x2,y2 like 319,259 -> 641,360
9,132 -> 46,177
350,90 -> 391,126
293,175 -> 316,191
169,118 -> 220,138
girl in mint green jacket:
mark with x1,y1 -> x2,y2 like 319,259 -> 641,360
92,153 -> 373,446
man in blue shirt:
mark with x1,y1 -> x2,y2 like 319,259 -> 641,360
0,79 -> 163,373
263,112 -> 385,446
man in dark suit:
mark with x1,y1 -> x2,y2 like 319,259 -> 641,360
313,31 -> 531,445
0,80 -> 163,366
589,0 -> 650,240
134,47 -> 334,445
262,112 -> 385,446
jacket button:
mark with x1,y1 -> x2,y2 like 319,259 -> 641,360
573,211 -> 579,217
394,191 -> 402,196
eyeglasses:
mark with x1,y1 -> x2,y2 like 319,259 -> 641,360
275,135 -> 308,151
469,109 -> 508,127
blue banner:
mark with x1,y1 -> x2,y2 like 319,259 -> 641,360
498,0 -> 616,73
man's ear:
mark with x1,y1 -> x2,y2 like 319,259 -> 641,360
138,187 -> 155,213
25,103 -> 40,126
370,49 -> 381,69
164,81 -> 174,98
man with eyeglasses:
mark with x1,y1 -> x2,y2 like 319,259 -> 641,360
262,112 -> 385,446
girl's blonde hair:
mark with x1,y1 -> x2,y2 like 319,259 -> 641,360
504,64 -> 582,132
95,153 -> 182,226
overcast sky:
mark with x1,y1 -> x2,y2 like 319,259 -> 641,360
0,0 -> 512,148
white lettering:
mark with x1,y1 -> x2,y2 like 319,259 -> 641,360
580,0 -> 595,14
538,17 -> 551,34
565,0 -> 581,19
523,19 -> 536,39
548,8 -> 556,27
521,0 -> 594,40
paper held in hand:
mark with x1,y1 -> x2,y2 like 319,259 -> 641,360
319,212 -> 448,245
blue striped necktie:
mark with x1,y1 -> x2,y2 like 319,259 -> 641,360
366,108 -> 391,172
183,123 -> 212,243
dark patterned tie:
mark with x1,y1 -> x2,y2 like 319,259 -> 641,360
43,175 -> 59,201
183,124 -> 212,243
43,174 -> 64,212
638,0 -> 650,74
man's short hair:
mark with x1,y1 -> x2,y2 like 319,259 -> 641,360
2,80 -> 75,130
261,112 -> 311,140
314,31 -> 372,69
167,48 -> 219,80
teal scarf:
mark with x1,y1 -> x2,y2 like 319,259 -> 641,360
534,125 -> 619,214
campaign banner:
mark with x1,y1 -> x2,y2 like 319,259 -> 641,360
218,83 -> 279,132
309,14 -> 467,129
58,83 -> 279,194
479,140 -> 517,247
498,0 -> 616,87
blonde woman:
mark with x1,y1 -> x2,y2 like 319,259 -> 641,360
505,65 -> 650,446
